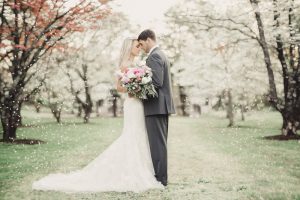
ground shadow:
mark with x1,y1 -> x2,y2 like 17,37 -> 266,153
0,138 -> 46,145
20,121 -> 99,127
263,134 -> 300,141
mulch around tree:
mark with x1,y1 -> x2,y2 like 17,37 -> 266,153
0,139 -> 46,145
264,134 -> 300,141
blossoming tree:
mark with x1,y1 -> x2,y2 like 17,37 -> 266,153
166,0 -> 300,136
0,0 -> 110,142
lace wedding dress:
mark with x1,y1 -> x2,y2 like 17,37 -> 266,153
32,95 -> 164,193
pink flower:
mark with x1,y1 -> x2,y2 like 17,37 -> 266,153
133,68 -> 146,77
142,65 -> 151,71
14,45 -> 28,50
115,70 -> 123,78
121,76 -> 130,83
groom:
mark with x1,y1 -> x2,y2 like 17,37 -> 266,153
138,29 -> 176,186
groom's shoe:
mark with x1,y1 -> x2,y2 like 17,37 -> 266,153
155,174 -> 168,186
159,179 -> 168,186
161,182 -> 168,187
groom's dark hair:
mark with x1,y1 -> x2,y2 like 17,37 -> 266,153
138,29 -> 156,42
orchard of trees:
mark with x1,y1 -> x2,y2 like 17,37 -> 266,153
1,0 -> 300,143
0,0 -> 113,142
164,0 -> 300,136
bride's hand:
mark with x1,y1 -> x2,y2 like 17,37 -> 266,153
128,93 -> 134,98
120,66 -> 128,72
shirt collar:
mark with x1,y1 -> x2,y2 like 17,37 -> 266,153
148,45 -> 159,56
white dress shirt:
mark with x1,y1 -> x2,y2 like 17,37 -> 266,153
148,45 -> 159,56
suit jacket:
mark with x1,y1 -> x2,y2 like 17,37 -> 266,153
143,47 -> 176,116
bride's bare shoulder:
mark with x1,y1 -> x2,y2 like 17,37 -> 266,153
120,65 -> 128,69
119,65 -> 129,72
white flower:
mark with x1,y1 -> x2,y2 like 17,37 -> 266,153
142,76 -> 151,84
121,76 -> 129,83
138,60 -> 146,66
142,65 -> 151,71
115,70 -> 123,78
127,71 -> 136,79
147,71 -> 153,77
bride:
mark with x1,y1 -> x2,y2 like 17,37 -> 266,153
32,38 -> 164,193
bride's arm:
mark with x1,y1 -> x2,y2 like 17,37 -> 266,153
116,78 -> 126,93
115,66 -> 127,93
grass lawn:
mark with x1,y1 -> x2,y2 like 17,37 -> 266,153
1,108 -> 300,200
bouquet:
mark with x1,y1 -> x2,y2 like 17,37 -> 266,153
116,64 -> 158,99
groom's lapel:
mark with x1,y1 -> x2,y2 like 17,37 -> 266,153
146,47 -> 159,62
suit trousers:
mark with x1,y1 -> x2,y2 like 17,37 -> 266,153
145,114 -> 169,186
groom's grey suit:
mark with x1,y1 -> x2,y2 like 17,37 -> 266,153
143,46 -> 176,186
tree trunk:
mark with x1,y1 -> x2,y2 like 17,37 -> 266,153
83,91 -> 93,123
227,89 -> 234,127
205,98 -> 209,106
83,101 -> 93,123
16,101 -> 23,127
213,94 -> 225,111
78,65 -> 93,123
1,98 -> 20,142
281,113 -> 299,136
34,102 -> 41,113
250,0 -> 279,109
272,0 -> 300,136
56,114 -> 61,123
35,105 -> 40,113
179,86 -> 189,116
50,104 -> 62,123
112,98 -> 117,117
96,99 -> 104,117
83,110 -> 91,123
241,106 -> 245,121
53,111 -> 61,123
110,89 -> 120,118
77,106 -> 82,117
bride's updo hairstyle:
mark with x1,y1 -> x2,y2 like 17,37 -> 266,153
118,37 -> 137,67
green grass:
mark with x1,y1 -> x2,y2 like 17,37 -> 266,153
1,108 -> 300,200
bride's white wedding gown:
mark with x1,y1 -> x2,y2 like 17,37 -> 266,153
32,96 -> 164,193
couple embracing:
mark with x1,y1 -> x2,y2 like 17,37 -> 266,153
32,29 -> 176,193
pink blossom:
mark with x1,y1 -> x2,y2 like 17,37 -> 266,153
14,45 -> 28,50
121,76 -> 130,83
